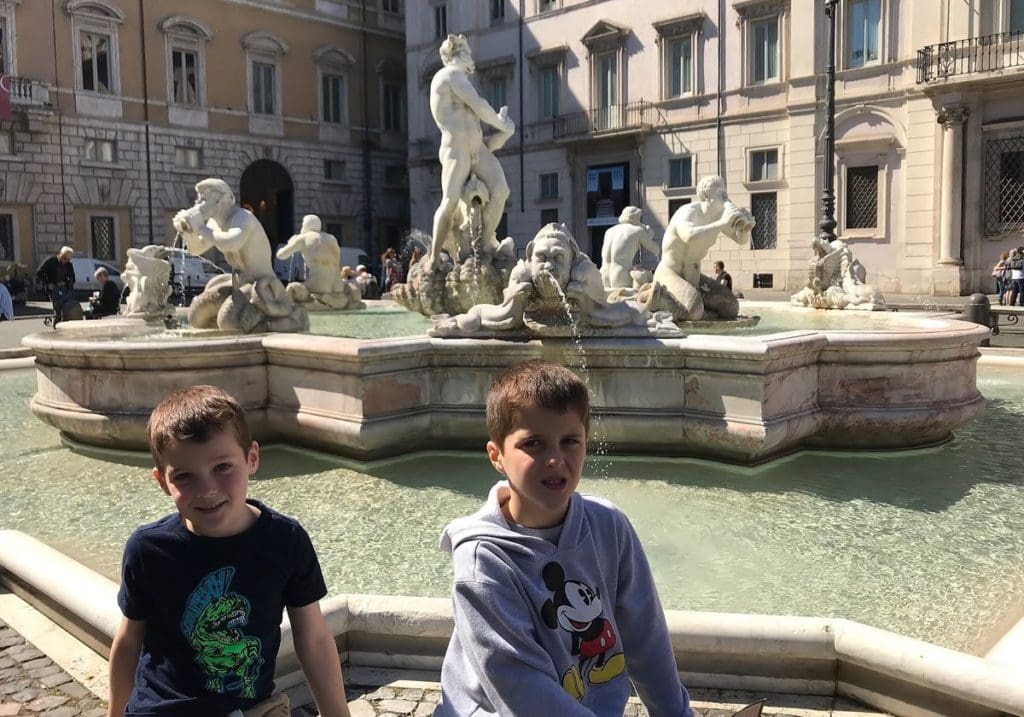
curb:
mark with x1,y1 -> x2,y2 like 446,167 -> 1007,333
0,346 -> 32,360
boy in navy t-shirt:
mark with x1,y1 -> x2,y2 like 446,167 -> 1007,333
107,386 -> 351,717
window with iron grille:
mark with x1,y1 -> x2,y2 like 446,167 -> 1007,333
90,216 -> 116,260
668,157 -> 692,188
540,172 -> 559,200
540,208 -> 559,225
750,192 -> 777,249
845,165 -> 878,229
984,135 -> 1024,235
0,213 -> 13,261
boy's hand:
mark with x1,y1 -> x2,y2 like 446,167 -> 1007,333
288,603 -> 351,717
107,617 -> 146,717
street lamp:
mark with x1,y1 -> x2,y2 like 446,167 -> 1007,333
818,0 -> 839,245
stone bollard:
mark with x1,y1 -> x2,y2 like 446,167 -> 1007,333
965,292 -> 991,346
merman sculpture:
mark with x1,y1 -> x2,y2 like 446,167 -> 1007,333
275,215 -> 364,311
791,236 -> 885,310
173,178 -> 308,333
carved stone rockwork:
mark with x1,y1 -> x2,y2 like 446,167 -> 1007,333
122,245 -> 173,320
790,237 -> 885,310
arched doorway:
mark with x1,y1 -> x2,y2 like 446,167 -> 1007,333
239,160 -> 294,248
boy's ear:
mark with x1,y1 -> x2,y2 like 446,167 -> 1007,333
486,440 -> 504,474
152,467 -> 171,496
247,441 -> 260,476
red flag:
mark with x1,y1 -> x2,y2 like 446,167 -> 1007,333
0,75 -> 11,120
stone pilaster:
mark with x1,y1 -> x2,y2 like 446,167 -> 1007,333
937,105 -> 968,266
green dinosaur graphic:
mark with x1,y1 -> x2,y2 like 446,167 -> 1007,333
181,567 -> 263,698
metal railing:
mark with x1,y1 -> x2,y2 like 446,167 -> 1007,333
551,100 -> 655,139
918,30 -> 1024,83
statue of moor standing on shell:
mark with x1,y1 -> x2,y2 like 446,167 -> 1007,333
276,215 -> 364,311
393,34 -> 517,317
600,206 -> 660,289
173,178 -> 309,333
640,176 -> 755,322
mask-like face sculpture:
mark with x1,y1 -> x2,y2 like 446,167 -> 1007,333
529,232 -> 574,299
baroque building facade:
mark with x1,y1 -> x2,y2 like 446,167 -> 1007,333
0,0 -> 408,275
404,0 -> 1024,296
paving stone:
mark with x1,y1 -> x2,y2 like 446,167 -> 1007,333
364,687 -> 396,701
26,667 -> 60,681
397,688 -> 423,701
6,689 -> 39,704
24,695 -> 68,712
0,659 -> 13,670
0,704 -> 20,716
377,699 -> 417,714
0,680 -> 28,695
56,683 -> 89,699
0,640 -> 21,650
35,674 -> 70,690
81,709 -> 108,717
20,659 -> 51,672
413,703 -> 435,716
347,700 -> 376,717
9,649 -> 43,664
39,708 -> 78,717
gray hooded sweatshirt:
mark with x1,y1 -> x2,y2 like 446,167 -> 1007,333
435,482 -> 692,717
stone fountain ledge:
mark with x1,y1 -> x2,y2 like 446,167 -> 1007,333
0,531 -> 1020,717
22,307 -> 990,465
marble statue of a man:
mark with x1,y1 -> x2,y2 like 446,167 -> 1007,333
643,175 -> 755,322
427,34 -> 515,271
173,178 -> 307,332
600,206 -> 660,289
276,215 -> 364,311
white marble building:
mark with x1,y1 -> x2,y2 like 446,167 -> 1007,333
404,0 -> 1024,296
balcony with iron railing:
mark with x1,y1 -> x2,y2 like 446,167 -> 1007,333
550,100 -> 657,140
918,29 -> 1024,83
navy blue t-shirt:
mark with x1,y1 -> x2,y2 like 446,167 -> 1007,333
116,500 -> 327,716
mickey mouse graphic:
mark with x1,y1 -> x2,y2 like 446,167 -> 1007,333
540,561 -> 626,701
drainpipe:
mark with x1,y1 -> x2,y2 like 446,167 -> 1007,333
361,0 -> 374,254
518,0 -> 525,214
50,0 -> 69,258
138,0 -> 154,246
716,0 -> 725,177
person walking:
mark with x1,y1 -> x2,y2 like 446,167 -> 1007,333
36,246 -> 76,326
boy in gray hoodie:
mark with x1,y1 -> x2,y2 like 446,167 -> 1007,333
435,359 -> 692,717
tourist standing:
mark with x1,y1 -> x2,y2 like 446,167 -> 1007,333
714,260 -> 733,291
1009,247 -> 1024,306
36,246 -> 76,326
0,281 -> 12,321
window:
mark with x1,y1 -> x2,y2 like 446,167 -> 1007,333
984,135 -> 1024,235
750,193 -> 777,249
981,0 -> 1024,35
325,221 -> 345,240
434,4 -> 447,39
497,212 -> 509,239
0,132 -> 12,155
540,172 -> 559,200
171,48 -> 199,104
668,36 -> 693,97
490,0 -> 505,23
846,0 -> 881,68
160,17 -> 212,111
382,0 -> 401,14
252,61 -> 276,114
67,1 -> 125,96
667,157 -> 693,188
539,65 -> 559,118
85,138 -> 116,162
596,53 -> 617,108
749,148 -> 779,182
488,77 -> 507,111
90,216 -> 116,260
750,17 -> 779,84
322,73 -> 345,123
845,165 -> 878,228
175,147 -> 201,169
384,165 -> 408,186
0,214 -> 13,261
668,197 -> 691,217
324,159 -> 346,180
0,18 -> 8,75
540,208 -> 559,225
539,0 -> 558,12
382,82 -> 404,131
81,32 -> 112,93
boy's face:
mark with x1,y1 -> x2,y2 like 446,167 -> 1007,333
153,429 -> 259,538
486,405 -> 586,529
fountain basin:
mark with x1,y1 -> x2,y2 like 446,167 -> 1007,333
22,305 -> 989,464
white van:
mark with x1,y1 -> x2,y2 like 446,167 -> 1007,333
274,246 -> 370,282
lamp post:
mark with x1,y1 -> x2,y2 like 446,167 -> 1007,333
818,0 -> 839,245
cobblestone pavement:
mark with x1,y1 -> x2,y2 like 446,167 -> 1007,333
2,619 -> 875,717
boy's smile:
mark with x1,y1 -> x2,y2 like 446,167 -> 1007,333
154,430 -> 260,538
487,405 -> 586,529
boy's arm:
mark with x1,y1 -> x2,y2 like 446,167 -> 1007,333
288,602 -> 350,717
614,517 -> 693,717
107,617 -> 145,717
447,576 -> 598,717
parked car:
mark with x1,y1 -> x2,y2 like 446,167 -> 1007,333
273,246 -> 369,282
164,247 -> 225,293
34,256 -> 126,300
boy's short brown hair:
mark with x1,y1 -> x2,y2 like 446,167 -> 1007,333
147,385 -> 251,469
486,359 -> 590,444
